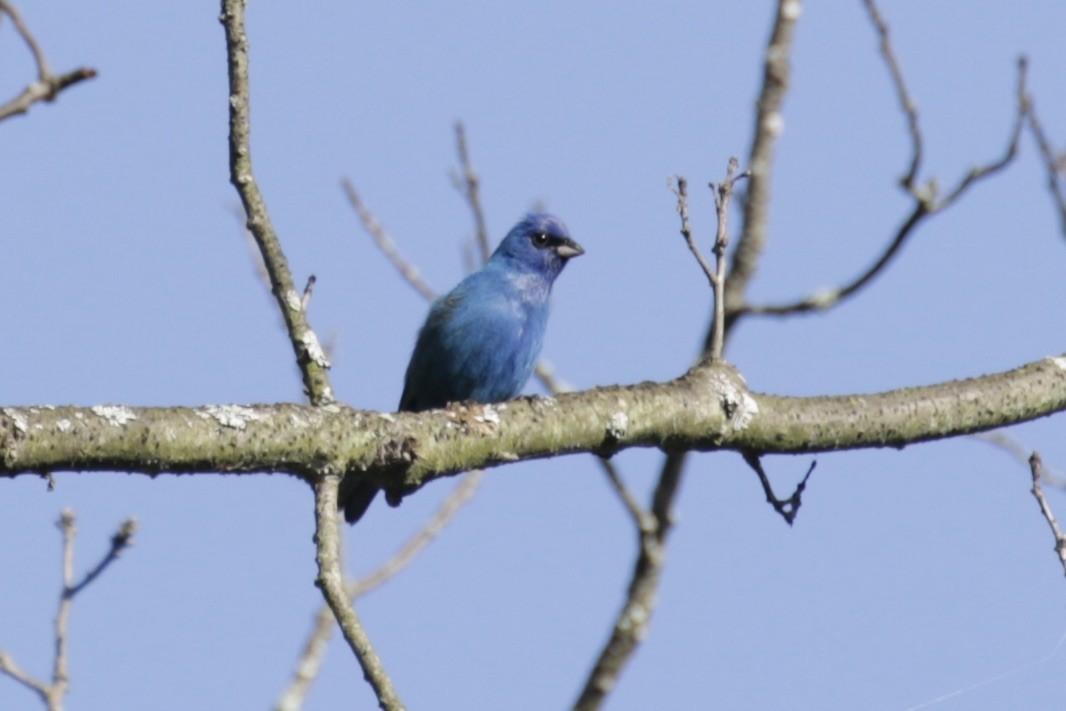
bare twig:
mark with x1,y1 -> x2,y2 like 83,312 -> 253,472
449,121 -> 491,262
739,57 -> 1030,319
1023,76 -> 1066,238
936,58 -> 1028,209
301,275 -> 316,312
574,453 -> 685,711
723,0 -> 802,320
276,472 -> 483,710
351,470 -> 484,595
861,0 -> 922,188
0,648 -> 49,704
0,1 -> 97,122
0,510 -> 136,711
599,457 -> 651,532
274,603 -> 335,711
742,453 -> 814,526
672,176 -> 715,289
577,10 -> 801,702
708,159 -> 750,361
1030,453 -> 1066,579
313,474 -> 406,711
976,431 -> 1066,489
341,178 -> 438,301
577,159 -> 749,709
220,0 -> 333,406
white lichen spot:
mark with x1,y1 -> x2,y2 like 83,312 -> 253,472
378,412 -> 396,423
198,405 -> 261,430
74,412 -> 84,419
607,411 -> 629,440
284,289 -> 302,312
90,405 -> 137,427
763,111 -> 785,138
475,404 -> 500,426
1051,356 -> 1066,371
56,419 -> 72,433
781,0 -> 802,21
709,372 -> 760,432
300,330 -> 332,369
3,408 -> 29,434
733,391 -> 759,430
809,288 -> 840,310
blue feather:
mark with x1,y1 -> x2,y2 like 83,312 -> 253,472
341,212 -> 583,523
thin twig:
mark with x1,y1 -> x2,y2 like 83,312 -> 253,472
67,517 -> 137,597
672,176 -> 715,289
0,511 -> 135,711
975,431 -> 1066,489
723,0 -> 802,322
220,0 -> 333,406
301,275 -> 316,312
276,472 -> 483,710
52,510 -> 76,706
274,604 -> 335,711
1022,67 -> 1066,239
350,470 -> 484,596
574,453 -> 685,711
577,10 -> 802,697
0,1 -> 97,122
742,453 -> 814,526
341,178 -> 437,301
936,59 -> 1028,210
449,121 -> 491,262
708,159 -> 750,361
1,0 -> 51,76
1030,453 -> 1066,579
739,57 -> 1030,319
0,647 -> 49,704
861,0 -> 922,189
313,474 -> 406,711
598,457 -> 652,532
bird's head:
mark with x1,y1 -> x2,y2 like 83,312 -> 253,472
491,212 -> 584,280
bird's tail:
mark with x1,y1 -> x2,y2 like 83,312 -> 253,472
340,480 -> 379,524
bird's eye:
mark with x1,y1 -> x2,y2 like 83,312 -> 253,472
532,232 -> 550,248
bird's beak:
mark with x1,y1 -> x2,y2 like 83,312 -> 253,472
555,238 -> 585,259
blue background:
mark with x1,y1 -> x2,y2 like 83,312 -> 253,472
3,2 -> 1066,709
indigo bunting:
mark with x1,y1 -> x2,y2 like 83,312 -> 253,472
341,212 -> 584,523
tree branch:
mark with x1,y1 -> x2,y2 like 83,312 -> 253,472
449,121 -> 491,262
0,1 -> 97,122
1024,81 -> 1066,239
341,178 -> 438,301
861,0 -> 922,189
220,0 -> 333,406
1030,453 -> 1066,580
313,474 -> 405,710
723,0 -> 802,317
743,453 -> 815,525
0,510 -> 135,711
3,357 -> 1065,493
737,52 -> 1030,319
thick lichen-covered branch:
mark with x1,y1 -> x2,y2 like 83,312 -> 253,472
3,357 -> 1065,498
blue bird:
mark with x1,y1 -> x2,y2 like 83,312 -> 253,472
341,212 -> 584,523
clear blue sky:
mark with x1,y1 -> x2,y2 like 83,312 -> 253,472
3,2 -> 1066,709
